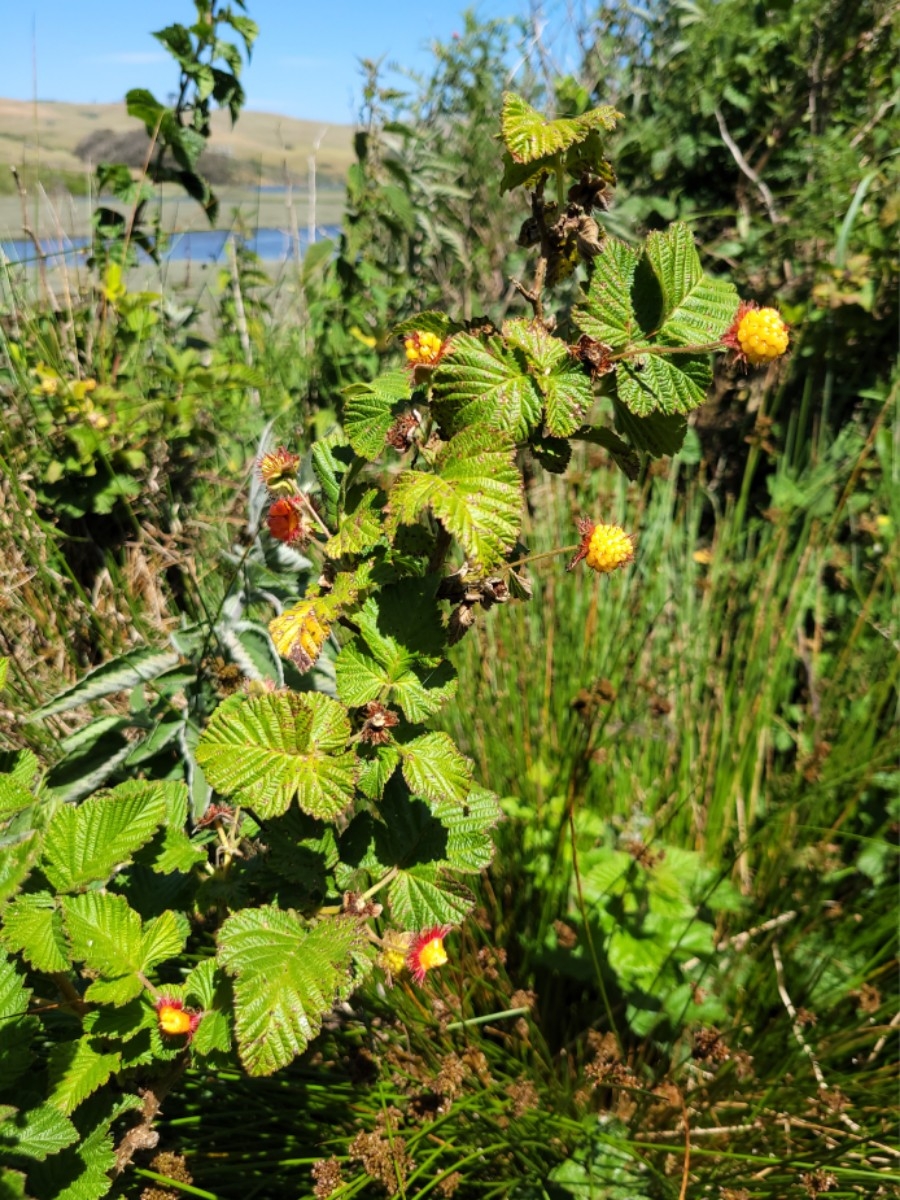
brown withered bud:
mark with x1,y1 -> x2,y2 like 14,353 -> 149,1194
480,577 -> 510,608
386,409 -> 423,452
570,335 -> 614,380
692,1026 -> 731,1064
359,701 -> 400,745
567,173 -> 612,212
342,890 -> 383,919
447,603 -> 478,645
194,802 -> 236,830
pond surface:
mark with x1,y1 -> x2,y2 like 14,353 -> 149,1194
0,226 -> 340,267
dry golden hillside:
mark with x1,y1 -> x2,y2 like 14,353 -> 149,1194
0,98 -> 355,186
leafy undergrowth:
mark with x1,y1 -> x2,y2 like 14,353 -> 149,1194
146,421 -> 899,1200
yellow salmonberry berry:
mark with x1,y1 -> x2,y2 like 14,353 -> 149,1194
569,518 -> 636,574
407,926 -> 451,984
258,446 -> 301,495
155,996 -> 201,1038
403,330 -> 444,366
724,303 -> 789,367
736,306 -> 789,365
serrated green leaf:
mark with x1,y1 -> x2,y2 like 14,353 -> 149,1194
139,910 -> 188,972
0,950 -> 39,1090
399,733 -> 472,807
573,239 -> 642,349
0,1103 -> 78,1161
392,311 -> 452,340
0,750 -> 39,792
323,487 -> 385,557
62,893 -> 142,977
0,833 -> 40,905
196,692 -> 357,820
616,351 -> 712,417
47,1039 -> 121,1116
645,223 -> 739,345
433,788 -> 503,873
26,1092 -> 141,1200
388,867 -> 474,929
356,744 -> 402,800
134,781 -> 206,875
342,371 -> 410,459
1,893 -> 69,973
42,783 -> 167,892
310,434 -> 355,526
386,429 -> 522,571
502,319 -> 593,437
501,92 -> 618,165
432,333 -> 542,439
612,402 -> 687,458
30,647 -> 180,720
0,778 -> 34,819
217,907 -> 362,1075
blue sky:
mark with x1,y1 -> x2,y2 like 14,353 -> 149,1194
2,0 -> 577,124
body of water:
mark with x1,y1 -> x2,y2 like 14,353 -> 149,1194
0,226 -> 340,268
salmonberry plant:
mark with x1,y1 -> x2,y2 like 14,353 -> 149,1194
0,94 -> 786,1197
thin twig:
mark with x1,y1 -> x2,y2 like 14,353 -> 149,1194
714,106 -> 783,226
772,942 -> 862,1134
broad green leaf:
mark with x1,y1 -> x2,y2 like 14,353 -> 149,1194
356,744 -> 402,800
323,487 -> 385,557
310,433 -> 355,525
0,1103 -> 77,1161
30,647 -> 179,720
62,894 -> 184,1005
0,778 -> 33,820
433,788 -> 503,873
392,311 -> 452,340
502,320 -> 593,437
500,92 -> 618,165
1,892 -> 69,973
47,1039 -> 121,1116
432,333 -> 542,439
645,223 -> 739,345
571,424 -> 641,477
573,239 -> 642,349
62,893 -> 142,978
134,781 -> 206,875
26,1092 -> 141,1200
0,950 -> 39,1090
0,749 -> 39,791
399,733 -> 473,807
0,833 -> 39,905
616,351 -> 712,417
217,907 -> 362,1075
342,371 -> 410,459
388,866 -> 474,929
196,692 -> 357,820
42,783 -> 167,892
336,585 -> 457,721
612,402 -> 688,458
386,429 -> 522,571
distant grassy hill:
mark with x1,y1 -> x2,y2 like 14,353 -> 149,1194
0,97 -> 355,192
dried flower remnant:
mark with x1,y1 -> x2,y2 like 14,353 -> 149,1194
155,996 -> 201,1040
359,701 -> 400,745
722,301 -> 789,367
386,410 -> 423,451
407,925 -> 451,984
258,446 -> 301,495
568,518 -> 636,574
